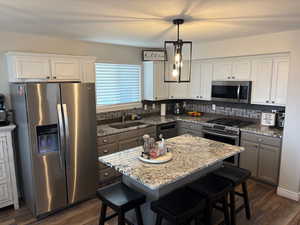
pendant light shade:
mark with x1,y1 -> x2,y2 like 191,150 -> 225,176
164,19 -> 192,83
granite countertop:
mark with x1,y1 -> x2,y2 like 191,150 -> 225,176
0,124 -> 16,132
97,114 -> 283,138
240,124 -> 283,138
99,134 -> 244,190
97,114 -> 220,137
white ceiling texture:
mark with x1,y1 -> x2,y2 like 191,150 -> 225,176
0,0 -> 300,47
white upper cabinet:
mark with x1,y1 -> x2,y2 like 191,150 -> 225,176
199,62 -> 213,100
271,56 -> 289,106
251,54 -> 289,106
251,57 -> 273,105
189,60 -> 213,100
7,55 -> 51,81
51,57 -> 80,81
168,82 -> 190,99
143,61 -> 169,101
213,60 -> 232,80
189,61 -> 201,99
232,59 -> 251,80
80,59 -> 96,83
6,52 -> 96,83
213,58 -> 251,81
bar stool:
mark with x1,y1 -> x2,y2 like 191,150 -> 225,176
96,182 -> 146,225
212,164 -> 251,223
187,174 -> 234,225
151,187 -> 206,225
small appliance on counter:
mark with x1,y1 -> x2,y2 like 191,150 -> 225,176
0,94 -> 9,126
173,103 -> 184,115
276,110 -> 285,128
261,112 -> 276,126
160,104 -> 166,116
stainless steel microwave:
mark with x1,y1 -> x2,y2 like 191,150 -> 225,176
211,81 -> 252,103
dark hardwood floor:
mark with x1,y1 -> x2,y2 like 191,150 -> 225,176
1,180 -> 300,225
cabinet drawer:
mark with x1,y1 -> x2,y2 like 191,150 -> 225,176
178,121 -> 202,132
119,137 -> 140,151
99,167 -> 117,183
97,134 -> 118,145
0,181 -> 12,204
0,163 -> 9,182
97,143 -> 118,157
119,130 -> 139,141
241,132 -> 281,147
0,136 -> 8,162
140,126 -> 156,135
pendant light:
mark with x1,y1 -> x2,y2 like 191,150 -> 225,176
164,19 -> 192,83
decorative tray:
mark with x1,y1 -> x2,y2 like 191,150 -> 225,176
138,152 -> 173,164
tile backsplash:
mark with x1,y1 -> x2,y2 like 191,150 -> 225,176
184,101 -> 285,120
96,100 -> 285,122
96,104 -> 160,121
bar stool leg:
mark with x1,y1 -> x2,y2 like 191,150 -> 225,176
230,191 -> 236,225
242,181 -> 251,220
135,207 -> 144,225
222,195 -> 230,225
155,214 -> 163,225
99,203 -> 107,225
118,212 -> 126,225
205,201 -> 213,225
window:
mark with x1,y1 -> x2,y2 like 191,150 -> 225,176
95,63 -> 142,112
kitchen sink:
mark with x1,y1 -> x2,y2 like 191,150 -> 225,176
109,121 -> 146,129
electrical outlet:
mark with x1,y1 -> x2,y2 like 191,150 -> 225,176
144,104 -> 147,110
152,103 -> 156,109
212,104 -> 216,111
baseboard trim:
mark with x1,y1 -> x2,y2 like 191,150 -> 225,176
277,187 -> 300,201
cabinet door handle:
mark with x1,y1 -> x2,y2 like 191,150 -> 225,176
103,139 -> 108,143
103,150 -> 108,153
46,76 -> 50,79
227,76 -> 231,79
53,76 -> 57,79
104,172 -> 109,176
272,101 -> 275,104
232,76 -> 235,79
266,100 -> 269,103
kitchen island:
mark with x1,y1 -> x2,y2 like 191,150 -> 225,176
99,134 -> 244,225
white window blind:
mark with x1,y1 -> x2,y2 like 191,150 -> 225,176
95,63 -> 141,106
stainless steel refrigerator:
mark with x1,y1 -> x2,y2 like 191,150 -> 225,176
10,82 -> 97,217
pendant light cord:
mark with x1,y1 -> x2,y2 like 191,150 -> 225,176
177,23 -> 180,41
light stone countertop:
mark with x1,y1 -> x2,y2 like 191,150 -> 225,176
240,124 -> 283,138
0,124 -> 16,132
99,134 -> 244,190
97,114 -> 220,137
97,114 -> 283,138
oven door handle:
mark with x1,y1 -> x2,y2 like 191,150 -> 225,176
202,130 -> 238,139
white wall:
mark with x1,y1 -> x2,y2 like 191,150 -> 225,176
0,31 -> 142,105
193,30 -> 300,198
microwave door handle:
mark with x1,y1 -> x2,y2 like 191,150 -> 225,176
237,85 -> 241,101
62,104 -> 70,167
57,104 -> 65,169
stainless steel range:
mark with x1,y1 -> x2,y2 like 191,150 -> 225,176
202,118 -> 253,166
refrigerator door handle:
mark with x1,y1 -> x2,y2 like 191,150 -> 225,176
62,104 -> 70,167
57,104 -> 65,169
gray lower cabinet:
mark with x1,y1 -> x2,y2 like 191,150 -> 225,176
257,144 -> 281,184
240,140 -> 259,177
240,132 -> 281,185
97,125 -> 156,186
177,121 -> 203,136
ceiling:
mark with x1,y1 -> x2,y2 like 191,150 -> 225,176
1,0 -> 300,47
